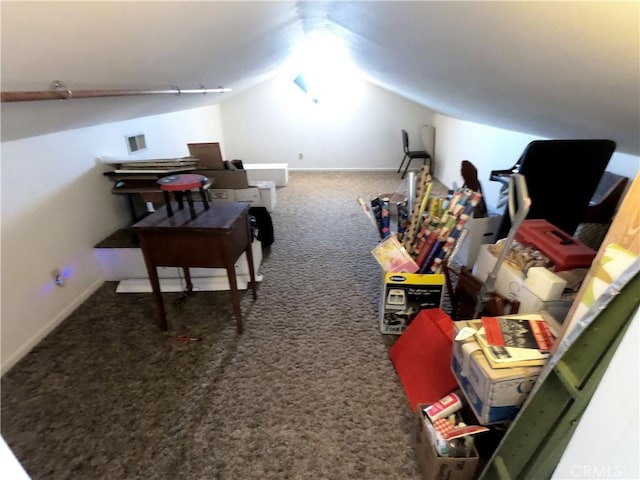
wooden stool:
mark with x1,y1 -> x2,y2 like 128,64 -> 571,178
157,174 -> 209,219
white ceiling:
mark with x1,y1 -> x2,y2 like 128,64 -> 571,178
2,1 -> 639,155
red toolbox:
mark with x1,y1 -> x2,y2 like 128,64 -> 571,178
515,219 -> 597,271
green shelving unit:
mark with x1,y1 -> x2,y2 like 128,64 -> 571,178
479,264 -> 640,480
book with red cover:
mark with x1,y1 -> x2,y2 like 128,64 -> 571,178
469,316 -> 552,369
482,316 -> 555,352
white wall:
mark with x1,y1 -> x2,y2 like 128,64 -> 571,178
0,104 -> 223,374
220,78 -> 639,206
432,114 -> 640,210
219,75 -> 435,170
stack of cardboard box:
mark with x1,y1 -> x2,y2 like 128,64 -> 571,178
188,142 -> 276,212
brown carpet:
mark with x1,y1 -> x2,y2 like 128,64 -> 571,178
2,171 -> 449,480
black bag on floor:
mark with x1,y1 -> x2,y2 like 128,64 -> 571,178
249,206 -> 274,247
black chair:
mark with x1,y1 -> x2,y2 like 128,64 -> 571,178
491,139 -> 616,239
398,129 -> 432,179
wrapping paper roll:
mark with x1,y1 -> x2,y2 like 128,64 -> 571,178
397,200 -> 409,239
380,197 -> 391,238
371,197 -> 383,239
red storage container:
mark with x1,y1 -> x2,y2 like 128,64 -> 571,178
515,219 -> 597,271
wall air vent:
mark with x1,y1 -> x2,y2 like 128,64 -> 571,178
126,133 -> 147,153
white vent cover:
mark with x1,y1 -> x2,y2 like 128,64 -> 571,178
126,133 -> 147,153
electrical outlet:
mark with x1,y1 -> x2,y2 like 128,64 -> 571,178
51,268 -> 64,287
298,152 -> 304,160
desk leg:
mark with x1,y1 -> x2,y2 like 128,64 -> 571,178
182,267 -> 193,292
126,194 -> 137,224
246,241 -> 258,300
225,262 -> 243,334
147,266 -> 168,330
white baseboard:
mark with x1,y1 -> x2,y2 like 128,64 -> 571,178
115,274 -> 263,293
1,277 -> 104,376
288,167 -> 399,171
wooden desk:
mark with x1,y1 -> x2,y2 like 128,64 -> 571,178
132,201 -> 257,333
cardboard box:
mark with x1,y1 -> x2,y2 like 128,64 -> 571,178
233,188 -> 262,204
187,142 -> 225,169
524,266 -> 567,301
414,406 -> 479,480
249,180 -> 277,212
472,244 -> 572,318
380,273 -> 445,334
453,214 -> 502,268
207,185 -> 276,212
208,188 -> 236,201
243,163 -> 289,187
192,166 -> 277,211
197,169 -> 250,190
451,321 -> 541,425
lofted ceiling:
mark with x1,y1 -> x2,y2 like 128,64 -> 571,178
1,1 -> 639,155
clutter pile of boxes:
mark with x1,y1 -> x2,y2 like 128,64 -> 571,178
187,142 -> 278,212
364,163 -> 616,479
450,314 -> 555,426
415,393 -> 485,480
472,219 -> 597,322
96,141 -> 286,292
101,142 -> 283,214
407,309 -> 561,479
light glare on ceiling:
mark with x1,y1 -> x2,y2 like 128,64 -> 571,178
292,31 -> 360,104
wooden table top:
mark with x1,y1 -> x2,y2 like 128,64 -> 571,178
133,201 -> 249,231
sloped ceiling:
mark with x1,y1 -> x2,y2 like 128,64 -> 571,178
2,1 -> 639,155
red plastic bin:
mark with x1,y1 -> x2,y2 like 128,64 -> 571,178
515,219 -> 596,271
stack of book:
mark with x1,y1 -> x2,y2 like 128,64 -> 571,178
103,157 -> 199,175
470,314 -> 556,369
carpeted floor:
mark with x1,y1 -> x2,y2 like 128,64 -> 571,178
1,171 -> 448,480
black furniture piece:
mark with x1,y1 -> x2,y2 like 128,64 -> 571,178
398,129 -> 432,179
492,139 -> 616,239
582,171 -> 628,224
